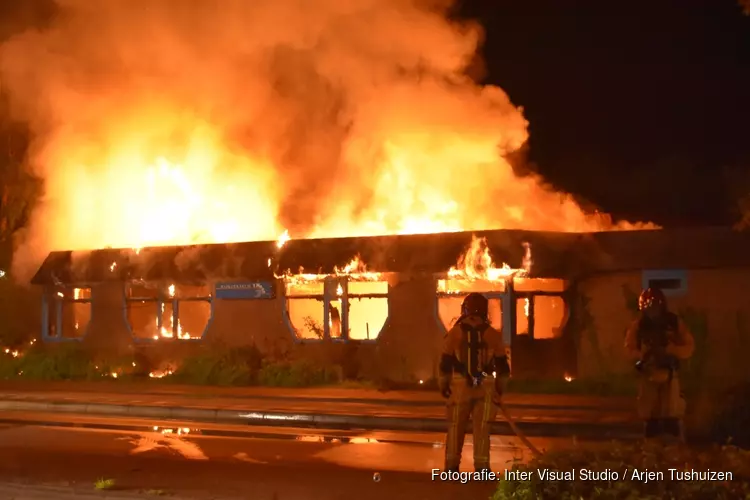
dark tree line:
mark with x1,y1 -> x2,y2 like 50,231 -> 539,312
0,107 -> 39,272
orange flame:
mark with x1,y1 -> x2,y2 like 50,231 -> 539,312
149,284 -> 198,340
448,235 -> 529,282
276,230 -> 291,249
276,254 -> 382,285
0,1 -> 659,281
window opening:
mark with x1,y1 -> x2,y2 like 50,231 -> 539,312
533,295 -> 567,339
125,283 -> 211,341
45,287 -> 92,339
285,278 -> 388,341
437,279 -> 505,332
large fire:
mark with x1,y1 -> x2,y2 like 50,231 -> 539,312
276,254 -> 382,286
0,1 -> 656,280
447,236 -> 531,282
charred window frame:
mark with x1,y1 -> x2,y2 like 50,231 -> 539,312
434,281 -> 506,333
509,278 -> 569,341
642,269 -> 687,297
283,277 -> 390,343
42,286 -> 93,342
509,291 -> 569,341
433,278 -> 569,341
123,282 -> 214,342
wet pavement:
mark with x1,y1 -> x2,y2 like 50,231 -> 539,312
0,412 -> 582,499
0,380 -> 634,410
0,381 -> 637,424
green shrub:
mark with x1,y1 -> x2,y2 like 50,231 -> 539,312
709,381 -> 750,449
494,440 -> 750,500
0,353 -> 19,380
256,359 -> 341,387
0,344 -> 141,381
15,343 -> 98,380
169,346 -> 263,386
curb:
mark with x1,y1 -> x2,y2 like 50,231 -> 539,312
0,400 -> 642,440
0,391 -> 632,413
0,483 -> 192,500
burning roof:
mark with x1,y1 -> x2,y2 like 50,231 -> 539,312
31,229 -> 583,285
1,1 -> 659,284
30,226 -> 750,287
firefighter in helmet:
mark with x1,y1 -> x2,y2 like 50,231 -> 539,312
438,292 -> 510,472
624,287 -> 695,440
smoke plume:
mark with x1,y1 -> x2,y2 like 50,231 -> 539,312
0,0 -> 653,281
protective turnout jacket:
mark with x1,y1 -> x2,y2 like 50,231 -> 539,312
625,312 -> 695,372
440,315 -> 509,386
624,311 -> 695,423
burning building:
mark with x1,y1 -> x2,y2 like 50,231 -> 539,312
29,226 -> 750,384
4,2 -> 750,387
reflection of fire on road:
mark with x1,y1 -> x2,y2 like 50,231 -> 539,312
296,436 -> 379,444
120,427 -> 207,460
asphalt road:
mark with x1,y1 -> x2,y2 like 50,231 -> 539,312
0,412 -> 572,499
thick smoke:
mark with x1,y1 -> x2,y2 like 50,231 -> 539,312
0,0 -> 651,281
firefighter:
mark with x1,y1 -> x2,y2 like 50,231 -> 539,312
624,287 -> 695,440
438,292 -> 510,472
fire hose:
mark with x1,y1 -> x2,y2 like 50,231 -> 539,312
496,401 -> 543,458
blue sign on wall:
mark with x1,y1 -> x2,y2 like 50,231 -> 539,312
215,281 -> 276,299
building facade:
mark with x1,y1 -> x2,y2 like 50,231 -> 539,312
30,228 -> 750,386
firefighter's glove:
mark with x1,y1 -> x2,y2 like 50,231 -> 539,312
440,385 -> 452,399
438,378 -> 452,398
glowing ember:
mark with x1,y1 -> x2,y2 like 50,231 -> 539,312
0,1 -> 657,282
564,374 -> 574,382
110,261 -> 117,272
149,369 -> 174,379
2,347 -> 25,358
447,235 -> 529,283
0,270 -> 5,278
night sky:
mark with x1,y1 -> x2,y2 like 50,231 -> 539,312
460,0 -> 750,227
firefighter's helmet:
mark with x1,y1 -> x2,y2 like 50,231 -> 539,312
461,292 -> 489,319
638,287 -> 667,311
